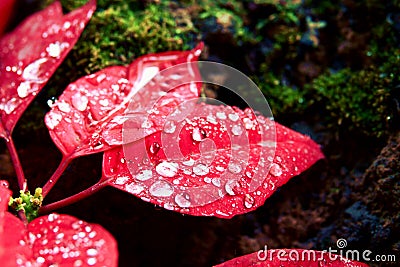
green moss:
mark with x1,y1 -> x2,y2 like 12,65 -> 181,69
43,0 -> 198,96
305,59 -> 397,138
255,71 -> 306,117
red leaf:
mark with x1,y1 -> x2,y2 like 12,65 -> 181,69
0,0 -> 15,36
103,103 -> 324,218
45,44 -> 203,159
0,183 -> 118,266
0,0 -> 96,139
213,249 -> 369,267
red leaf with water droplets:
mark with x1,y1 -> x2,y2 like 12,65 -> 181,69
103,103 -> 324,218
0,183 -> 118,266
214,249 -> 369,267
0,0 -> 96,139
45,44 -> 203,159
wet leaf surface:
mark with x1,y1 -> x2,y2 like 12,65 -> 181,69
103,103 -> 324,218
0,0 -> 96,139
45,44 -> 203,159
0,182 -> 118,266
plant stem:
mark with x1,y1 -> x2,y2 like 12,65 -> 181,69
6,137 -> 27,191
17,209 -> 28,226
39,179 -> 109,214
42,156 -> 71,198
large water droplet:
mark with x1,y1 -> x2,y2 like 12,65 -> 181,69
231,125 -> 243,136
22,58 -> 49,82
182,158 -> 195,166
193,163 -> 209,176
192,127 -> 207,142
86,248 -> 98,257
243,117 -> 254,129
228,113 -> 239,122
216,111 -> 227,120
163,120 -> 176,133
71,93 -> 88,111
149,180 -> 174,197
46,112 -> 63,129
149,142 -> 161,154
244,194 -> 255,208
228,162 -> 242,174
47,42 -> 62,58
269,163 -> 283,177
174,192 -> 191,208
156,161 -> 178,177
16,81 -> 30,98
212,178 -> 221,187
225,179 -> 239,196
135,169 -> 153,181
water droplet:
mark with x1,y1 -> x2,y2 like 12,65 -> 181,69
192,127 -> 207,142
225,179 -> 239,196
149,142 -> 161,154
141,120 -> 152,129
193,163 -> 209,176
47,42 -> 61,58
231,125 -> 243,136
156,161 -> 178,177
149,180 -> 174,197
228,113 -> 239,122
163,120 -> 176,133
204,177 -> 211,183
244,194 -> 255,208
207,115 -> 217,124
17,81 -> 30,98
87,258 -> 97,266
212,178 -> 221,187
243,118 -> 255,129
99,99 -> 109,107
22,58 -> 49,82
72,93 -> 88,111
175,192 -> 191,208
86,248 -> 98,257
228,162 -> 242,174
269,163 -> 283,177
45,112 -> 63,129
58,101 -> 71,113
115,176 -> 129,185
182,158 -> 195,166
216,111 -> 227,120
135,169 -> 153,181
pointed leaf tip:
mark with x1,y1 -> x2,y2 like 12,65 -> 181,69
0,0 -> 96,139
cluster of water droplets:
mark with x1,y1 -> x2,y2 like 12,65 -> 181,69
118,102 -> 279,216
23,214 -> 109,267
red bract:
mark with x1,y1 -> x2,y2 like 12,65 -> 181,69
0,182 -> 118,266
45,44 -> 203,159
103,103 -> 324,218
214,249 -> 369,267
0,0 -> 15,36
0,0 -> 96,139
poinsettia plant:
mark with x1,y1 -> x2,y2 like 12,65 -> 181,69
0,0 -> 364,266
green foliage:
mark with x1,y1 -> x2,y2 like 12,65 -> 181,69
256,71 -> 306,116
9,188 -> 43,222
305,62 -> 396,138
